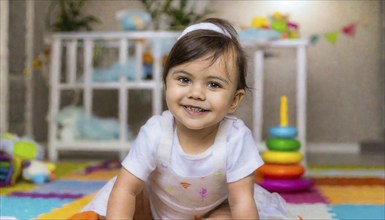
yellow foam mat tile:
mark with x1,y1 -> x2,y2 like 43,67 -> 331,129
37,194 -> 96,219
64,170 -> 119,181
55,162 -> 93,178
318,185 -> 385,205
0,181 -> 36,195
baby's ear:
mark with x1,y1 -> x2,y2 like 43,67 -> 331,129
228,89 -> 245,114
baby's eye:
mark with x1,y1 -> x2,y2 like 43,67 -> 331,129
177,77 -> 190,84
208,82 -> 222,88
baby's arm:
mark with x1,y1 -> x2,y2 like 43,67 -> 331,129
228,172 -> 259,219
106,167 -> 144,220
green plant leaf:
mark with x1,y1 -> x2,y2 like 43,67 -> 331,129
47,0 -> 100,32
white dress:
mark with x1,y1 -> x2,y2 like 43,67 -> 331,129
83,111 -> 295,219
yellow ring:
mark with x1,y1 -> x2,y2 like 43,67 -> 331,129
262,151 -> 303,164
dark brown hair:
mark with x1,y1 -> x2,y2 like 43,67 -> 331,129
162,18 -> 248,90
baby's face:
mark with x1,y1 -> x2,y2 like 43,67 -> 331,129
165,52 -> 245,132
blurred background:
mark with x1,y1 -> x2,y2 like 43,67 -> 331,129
1,0 -> 384,159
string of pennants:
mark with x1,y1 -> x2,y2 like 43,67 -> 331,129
309,22 -> 360,45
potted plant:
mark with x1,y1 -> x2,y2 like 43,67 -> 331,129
46,0 -> 100,32
140,0 -> 213,30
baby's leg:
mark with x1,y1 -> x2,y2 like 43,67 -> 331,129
71,190 -> 152,220
205,201 -> 231,220
133,190 -> 153,219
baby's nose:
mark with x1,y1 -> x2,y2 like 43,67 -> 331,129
189,84 -> 206,100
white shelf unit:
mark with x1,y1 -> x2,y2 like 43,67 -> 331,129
47,32 -> 309,163
47,31 -> 180,161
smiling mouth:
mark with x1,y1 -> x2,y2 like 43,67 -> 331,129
184,105 -> 208,113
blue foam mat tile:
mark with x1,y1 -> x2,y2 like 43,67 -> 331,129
30,180 -> 107,195
329,204 -> 385,220
0,196 -> 74,220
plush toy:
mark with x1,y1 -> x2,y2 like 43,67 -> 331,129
0,133 -> 56,185
270,11 -> 300,39
252,17 -> 269,29
22,160 -> 56,184
55,106 -> 83,141
116,9 -> 151,31
0,133 -> 44,160
56,106 -> 131,141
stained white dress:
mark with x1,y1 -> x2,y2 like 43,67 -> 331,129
83,111 -> 295,219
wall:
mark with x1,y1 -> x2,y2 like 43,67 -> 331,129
7,1 -> 384,148
8,0 -> 27,135
0,0 -> 10,134
206,1 -> 384,144
83,0 -> 385,144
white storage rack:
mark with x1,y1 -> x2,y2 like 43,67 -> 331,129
47,31 -> 180,161
47,31 -> 309,163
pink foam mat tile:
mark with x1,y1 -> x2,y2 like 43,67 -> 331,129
280,187 -> 329,204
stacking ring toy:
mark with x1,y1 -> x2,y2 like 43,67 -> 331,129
269,126 -> 298,139
259,178 -> 313,193
257,164 -> 304,179
262,151 -> 303,164
266,138 -> 300,151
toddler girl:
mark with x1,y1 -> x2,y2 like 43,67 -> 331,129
78,18 -> 294,220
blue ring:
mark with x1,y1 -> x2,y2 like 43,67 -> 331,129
269,126 -> 298,138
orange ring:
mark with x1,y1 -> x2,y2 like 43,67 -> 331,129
257,164 -> 305,179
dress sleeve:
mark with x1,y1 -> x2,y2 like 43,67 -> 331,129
226,119 -> 264,183
121,115 -> 161,181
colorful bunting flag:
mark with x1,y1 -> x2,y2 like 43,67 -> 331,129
309,34 -> 320,45
324,32 -> 339,44
342,22 -> 357,37
308,21 -> 362,45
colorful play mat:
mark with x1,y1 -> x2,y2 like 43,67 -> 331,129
0,161 -> 384,220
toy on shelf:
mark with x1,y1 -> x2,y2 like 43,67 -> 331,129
252,17 -> 269,29
116,9 -> 151,31
256,96 -> 312,193
239,11 -> 300,43
270,12 -> 300,39
55,106 -> 131,142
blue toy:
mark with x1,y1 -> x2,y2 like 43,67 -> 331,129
55,106 -> 132,141
116,9 -> 151,31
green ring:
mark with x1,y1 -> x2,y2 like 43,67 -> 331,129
266,138 -> 300,151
